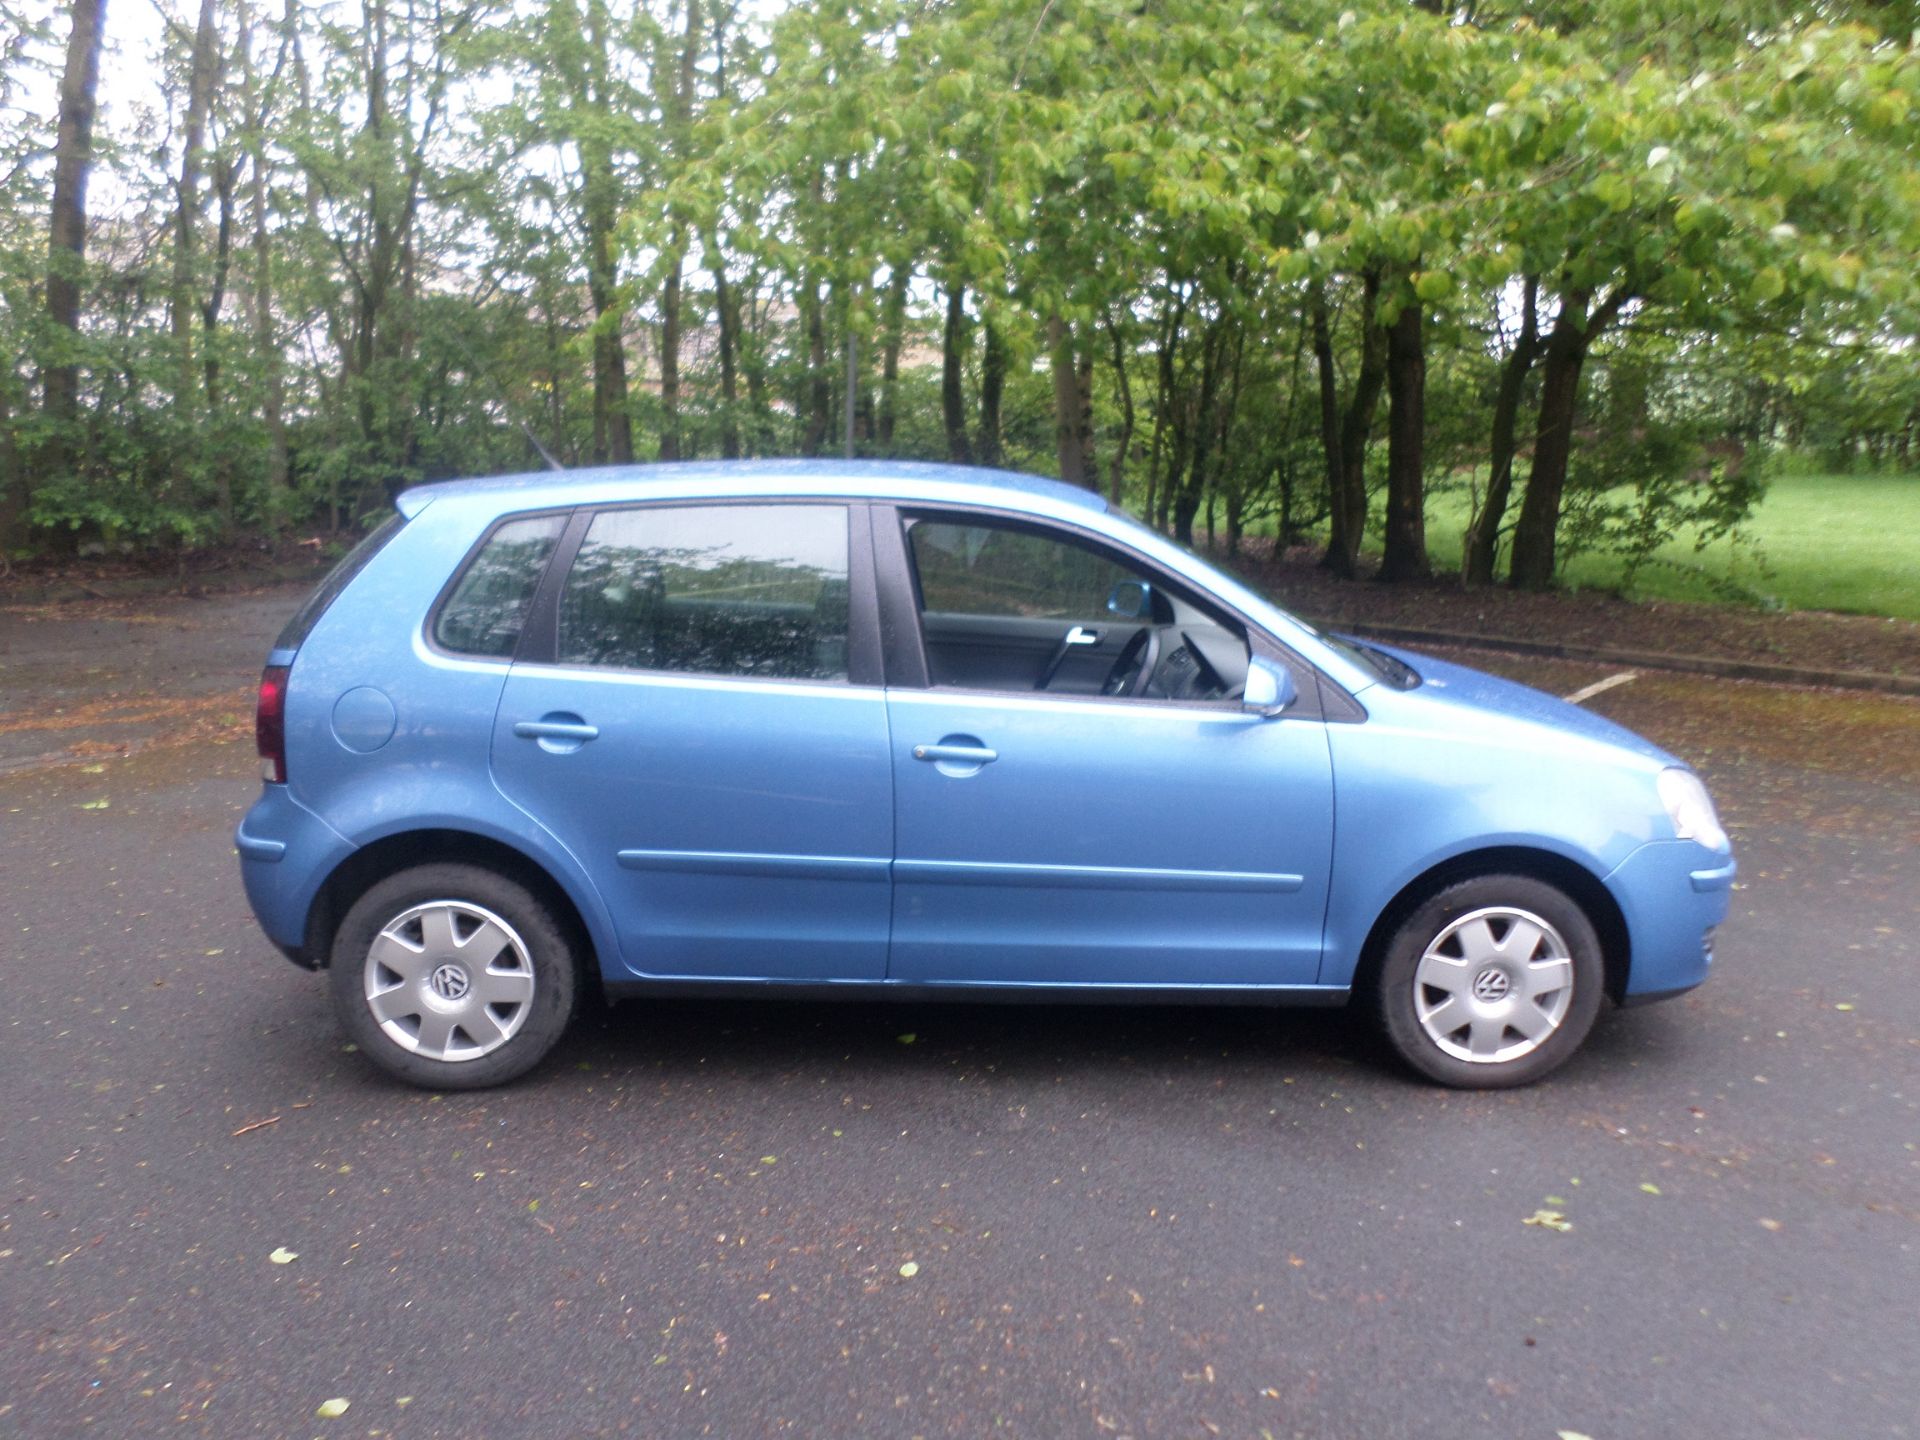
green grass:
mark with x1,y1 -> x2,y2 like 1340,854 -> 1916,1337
1291,470 -> 1918,620
1563,471 -> 1916,618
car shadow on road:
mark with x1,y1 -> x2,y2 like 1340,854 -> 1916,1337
256,963 -> 1703,1098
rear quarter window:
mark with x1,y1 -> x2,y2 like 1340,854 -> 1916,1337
432,513 -> 569,659
274,514 -> 406,652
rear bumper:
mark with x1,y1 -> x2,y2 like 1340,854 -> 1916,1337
236,785 -> 354,968
1604,839 -> 1735,1000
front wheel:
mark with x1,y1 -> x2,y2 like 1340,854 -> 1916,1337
329,863 -> 578,1090
1373,874 -> 1605,1089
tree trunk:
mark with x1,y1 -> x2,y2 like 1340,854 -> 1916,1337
655,0 -> 700,463
1464,275 -> 1539,586
1308,284 -> 1345,568
582,0 -> 632,465
940,280 -> 972,464
877,268 -> 907,450
1048,315 -> 1096,487
711,244 -> 740,458
1509,287 -> 1630,590
658,249 -> 683,461
1324,269 -> 1385,576
37,0 -> 108,513
978,319 -> 1006,468
0,373 -> 22,555
1170,320 -> 1226,545
1377,294 -> 1430,582
171,0 -> 220,409
1104,313 -> 1134,505
237,0 -> 286,526
740,286 -> 769,449
204,156 -> 237,531
801,278 -> 830,456
1142,286 -> 1186,530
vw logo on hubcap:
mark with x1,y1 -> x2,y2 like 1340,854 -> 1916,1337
429,963 -> 471,1002
1472,967 -> 1511,1002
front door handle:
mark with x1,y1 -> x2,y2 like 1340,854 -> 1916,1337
912,743 -> 998,765
1064,625 -> 1100,646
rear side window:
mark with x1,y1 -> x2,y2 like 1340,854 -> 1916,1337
558,504 -> 849,681
433,514 -> 568,659
274,513 -> 406,651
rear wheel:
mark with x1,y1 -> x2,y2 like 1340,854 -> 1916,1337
329,863 -> 577,1089
1373,874 -> 1604,1088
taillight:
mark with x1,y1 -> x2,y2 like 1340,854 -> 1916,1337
256,665 -> 289,783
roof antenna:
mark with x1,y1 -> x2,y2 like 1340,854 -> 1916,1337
446,323 -> 568,473
519,421 -> 566,473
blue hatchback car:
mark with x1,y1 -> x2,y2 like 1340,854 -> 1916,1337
238,461 -> 1733,1090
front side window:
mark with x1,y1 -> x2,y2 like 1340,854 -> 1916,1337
910,521 -> 1139,620
904,514 -> 1253,703
558,504 -> 850,681
433,513 -> 567,658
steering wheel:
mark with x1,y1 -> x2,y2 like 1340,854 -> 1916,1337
1101,625 -> 1161,697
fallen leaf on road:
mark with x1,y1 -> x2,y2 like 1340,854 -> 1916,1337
1640,1183 -> 1662,1196
896,1033 -> 916,1045
1557,1431 -> 1595,1440
78,799 -> 109,810
1834,1003 -> 1854,1012
759,1155 -> 778,1166
269,1247 -> 298,1265
1524,1209 -> 1573,1233
1759,1218 -> 1784,1232
315,1398 -> 350,1418
898,1261 -> 919,1278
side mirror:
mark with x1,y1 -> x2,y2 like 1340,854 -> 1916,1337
1106,580 -> 1152,620
1243,656 -> 1298,718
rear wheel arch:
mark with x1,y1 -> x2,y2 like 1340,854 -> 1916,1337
1352,846 -> 1631,1007
303,829 -> 599,986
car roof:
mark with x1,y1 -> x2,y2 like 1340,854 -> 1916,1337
395,460 -> 1111,521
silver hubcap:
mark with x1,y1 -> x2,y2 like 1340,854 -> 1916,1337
363,900 -> 535,1062
1414,905 -> 1574,1065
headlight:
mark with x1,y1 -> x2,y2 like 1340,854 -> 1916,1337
1658,767 -> 1728,851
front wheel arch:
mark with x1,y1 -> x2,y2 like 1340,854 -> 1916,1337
1351,846 -> 1630,1008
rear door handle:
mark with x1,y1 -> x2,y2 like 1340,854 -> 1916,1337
513,720 -> 600,741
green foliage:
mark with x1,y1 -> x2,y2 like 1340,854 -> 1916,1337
0,0 -> 1914,620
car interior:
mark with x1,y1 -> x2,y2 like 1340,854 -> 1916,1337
905,517 -> 1252,702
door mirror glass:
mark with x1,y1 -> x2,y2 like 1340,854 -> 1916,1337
1243,656 -> 1298,717
1106,580 -> 1152,620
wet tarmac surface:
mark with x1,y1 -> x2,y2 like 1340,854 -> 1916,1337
2,586 -> 1916,1439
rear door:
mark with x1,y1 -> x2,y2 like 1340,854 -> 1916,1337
490,500 -> 894,981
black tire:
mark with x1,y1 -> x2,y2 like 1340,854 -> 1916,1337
329,863 -> 578,1090
1372,873 -> 1605,1089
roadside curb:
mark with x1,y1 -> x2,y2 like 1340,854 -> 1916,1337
0,561 -> 329,607
1310,619 -> 1920,697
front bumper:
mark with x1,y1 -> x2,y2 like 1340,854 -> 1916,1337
1604,839 -> 1736,1001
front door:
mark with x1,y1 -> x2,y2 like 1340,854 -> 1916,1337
882,513 -> 1335,988
490,501 -> 893,981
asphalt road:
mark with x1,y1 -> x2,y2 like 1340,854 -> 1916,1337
2,586 -> 1916,1440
